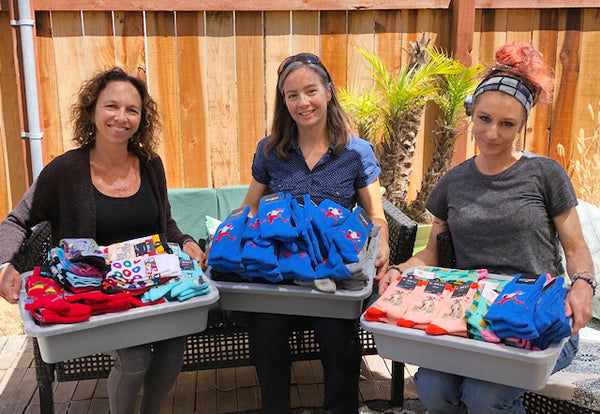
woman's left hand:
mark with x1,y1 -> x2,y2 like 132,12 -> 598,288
565,280 -> 593,335
183,240 -> 206,266
374,241 -> 390,282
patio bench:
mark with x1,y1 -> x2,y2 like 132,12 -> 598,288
13,187 -> 417,414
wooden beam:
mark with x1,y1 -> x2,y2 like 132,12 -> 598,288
451,0 -> 474,66
32,0 -> 451,11
476,0 -> 600,8
0,0 -> 9,12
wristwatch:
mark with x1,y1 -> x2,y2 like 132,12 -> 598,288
572,271 -> 597,295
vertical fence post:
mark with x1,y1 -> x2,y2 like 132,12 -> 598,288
450,0 -> 475,167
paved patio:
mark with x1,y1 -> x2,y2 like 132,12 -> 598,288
0,335 -> 425,414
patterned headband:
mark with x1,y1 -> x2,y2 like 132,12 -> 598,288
464,75 -> 535,117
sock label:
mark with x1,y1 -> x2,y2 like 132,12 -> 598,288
398,275 -> 419,290
424,280 -> 446,294
542,277 -> 557,291
515,274 -> 541,285
229,207 -> 247,218
179,258 -> 195,271
357,209 -> 372,229
134,241 -> 157,257
262,193 -> 282,204
452,283 -> 471,298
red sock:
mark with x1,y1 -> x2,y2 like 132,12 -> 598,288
426,282 -> 478,336
25,272 -> 71,312
39,303 -> 91,317
30,309 -> 90,325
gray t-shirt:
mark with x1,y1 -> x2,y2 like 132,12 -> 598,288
426,152 -> 577,276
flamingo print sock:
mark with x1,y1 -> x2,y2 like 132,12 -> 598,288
426,282 -> 478,336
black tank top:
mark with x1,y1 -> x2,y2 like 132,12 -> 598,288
93,165 -> 160,246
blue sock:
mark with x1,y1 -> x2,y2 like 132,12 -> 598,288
241,238 -> 279,269
302,195 -> 324,263
534,277 -> 567,334
278,244 -> 316,281
331,207 -> 373,263
258,192 -> 298,242
484,273 -> 545,337
315,243 -> 351,280
311,199 -> 350,257
208,206 -> 249,272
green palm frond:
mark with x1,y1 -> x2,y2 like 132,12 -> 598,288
433,61 -> 484,126
339,85 -> 385,143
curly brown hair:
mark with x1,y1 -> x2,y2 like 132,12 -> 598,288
71,67 -> 160,160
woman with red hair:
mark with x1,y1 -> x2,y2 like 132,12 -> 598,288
378,43 -> 593,413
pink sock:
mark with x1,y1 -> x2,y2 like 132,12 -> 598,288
397,281 -> 454,328
365,277 -> 427,324
426,282 -> 478,336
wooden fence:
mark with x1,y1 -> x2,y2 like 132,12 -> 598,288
0,1 -> 599,219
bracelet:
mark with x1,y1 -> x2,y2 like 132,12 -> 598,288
572,272 -> 597,295
0,262 -> 12,272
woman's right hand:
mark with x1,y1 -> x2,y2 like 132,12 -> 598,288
0,263 -> 21,304
378,266 -> 402,295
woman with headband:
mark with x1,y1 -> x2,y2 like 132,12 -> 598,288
377,43 -> 593,413
240,53 -> 389,413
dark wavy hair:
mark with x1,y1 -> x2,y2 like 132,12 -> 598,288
265,59 -> 351,159
71,67 -> 160,160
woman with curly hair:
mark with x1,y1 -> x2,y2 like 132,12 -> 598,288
0,67 -> 204,414
378,43 -> 594,413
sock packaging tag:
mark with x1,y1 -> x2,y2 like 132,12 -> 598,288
452,283 -> 472,298
398,275 -> 419,290
424,280 -> 447,295
134,240 -> 158,257
515,274 -> 541,285
229,207 -> 247,218
413,268 -> 436,279
179,258 -> 195,271
356,209 -> 372,228
262,193 -> 282,204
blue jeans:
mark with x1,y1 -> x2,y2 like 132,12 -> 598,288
414,334 -> 579,414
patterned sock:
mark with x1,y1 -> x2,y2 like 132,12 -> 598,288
397,281 -> 454,328
426,282 -> 478,336
258,192 -> 298,242
331,207 -> 373,263
365,276 -> 425,324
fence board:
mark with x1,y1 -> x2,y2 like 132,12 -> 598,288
205,11 -> 238,187
0,10 -> 24,217
320,11 -> 347,89
83,11 -> 115,76
146,11 -> 183,187
528,8 -> 558,156
347,11 -> 375,92
265,11 -> 291,131
51,11 -> 86,153
176,11 -> 210,188
374,10 -> 404,78
549,8 -> 581,166
114,11 -> 146,78
35,12 -> 64,165
236,12 -> 266,184
292,11 -> 319,55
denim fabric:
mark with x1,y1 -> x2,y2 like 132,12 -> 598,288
414,334 -> 579,414
251,136 -> 380,210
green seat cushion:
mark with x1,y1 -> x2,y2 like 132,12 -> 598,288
168,188 -> 218,242
216,185 -> 250,220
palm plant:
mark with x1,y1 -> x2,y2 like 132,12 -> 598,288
405,58 -> 484,223
347,37 -> 460,209
339,85 -> 384,144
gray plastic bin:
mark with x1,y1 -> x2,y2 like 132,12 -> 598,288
19,272 -> 220,363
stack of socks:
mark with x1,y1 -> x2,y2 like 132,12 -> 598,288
278,243 -> 315,281
531,276 -> 571,349
484,273 -> 546,340
329,207 -> 373,264
49,248 -> 104,290
241,238 -> 281,283
310,199 -> 350,258
60,238 -> 109,271
208,206 -> 249,273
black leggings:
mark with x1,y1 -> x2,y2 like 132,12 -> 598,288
247,313 -> 362,414
107,336 -> 186,414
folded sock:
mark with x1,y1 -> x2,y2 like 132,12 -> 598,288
258,192 -> 298,242
331,207 -> 373,263
397,280 -> 453,328
426,282 -> 478,336
365,276 -> 425,324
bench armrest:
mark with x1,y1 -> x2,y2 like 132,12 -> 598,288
382,197 -> 417,265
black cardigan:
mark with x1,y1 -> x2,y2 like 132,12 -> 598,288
0,147 -> 192,265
